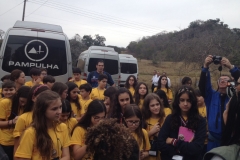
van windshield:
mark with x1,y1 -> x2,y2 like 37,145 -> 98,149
120,63 -> 137,74
1,35 -> 67,76
88,58 -> 118,75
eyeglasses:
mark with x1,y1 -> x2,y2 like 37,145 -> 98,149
218,78 -> 229,82
125,120 -> 140,126
92,116 -> 105,121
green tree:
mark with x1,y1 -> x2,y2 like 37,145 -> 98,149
93,34 -> 106,46
82,35 -> 93,47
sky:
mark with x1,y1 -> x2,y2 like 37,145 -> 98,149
0,0 -> 240,47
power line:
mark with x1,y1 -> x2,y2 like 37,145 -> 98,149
29,13 -> 145,38
27,0 -> 161,33
0,1 -> 24,17
30,0 -> 163,30
25,0 -> 48,17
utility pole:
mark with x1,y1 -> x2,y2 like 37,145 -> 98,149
22,0 -> 27,21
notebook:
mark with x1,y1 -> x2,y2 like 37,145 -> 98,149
178,126 -> 195,142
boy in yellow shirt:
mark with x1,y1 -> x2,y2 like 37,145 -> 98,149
79,83 -> 92,113
90,74 -> 107,100
70,68 -> 87,87
24,68 -> 43,87
0,74 -> 11,99
0,81 -> 17,160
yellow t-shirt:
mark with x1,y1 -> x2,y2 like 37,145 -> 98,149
164,108 -> 172,117
153,87 -> 173,100
132,129 -> 151,151
64,118 -> 78,137
128,86 -> 135,96
70,126 -> 93,160
72,80 -> 87,88
139,98 -> 144,109
80,99 -> 93,113
0,98 -> 14,145
0,88 -> 2,99
145,117 -> 162,160
15,123 -> 70,160
24,81 -> 43,87
71,102 -> 84,118
90,88 -> 105,100
198,106 -> 208,144
13,111 -> 33,138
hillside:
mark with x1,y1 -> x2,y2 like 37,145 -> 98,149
137,59 -> 229,92
127,19 -> 240,67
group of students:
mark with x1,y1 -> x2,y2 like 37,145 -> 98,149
0,57 -> 239,160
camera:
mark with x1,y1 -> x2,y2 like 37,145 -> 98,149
212,55 -> 222,65
226,80 -> 236,98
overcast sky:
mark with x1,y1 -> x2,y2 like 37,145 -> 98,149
0,0 -> 240,47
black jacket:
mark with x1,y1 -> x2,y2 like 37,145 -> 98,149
158,114 -> 206,160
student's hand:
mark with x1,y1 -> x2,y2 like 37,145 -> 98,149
204,55 -> 213,68
13,116 -> 19,124
221,57 -> 233,69
166,137 -> 173,144
33,78 -> 41,85
140,150 -> 148,160
150,123 -> 160,134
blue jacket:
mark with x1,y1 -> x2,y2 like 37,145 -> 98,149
87,71 -> 114,88
199,67 -> 238,139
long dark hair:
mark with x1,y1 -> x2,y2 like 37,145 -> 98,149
123,104 -> 147,150
171,86 -> 200,131
23,85 -> 49,113
73,100 -> 106,131
134,82 -> 148,106
66,82 -> 81,111
61,100 -> 72,120
111,88 -> 134,122
157,75 -> 170,92
155,89 -> 171,108
142,93 -> 165,128
9,86 -> 31,120
104,87 -> 117,117
52,82 -> 68,98
222,91 -> 240,145
124,75 -> 137,89
32,90 -> 61,160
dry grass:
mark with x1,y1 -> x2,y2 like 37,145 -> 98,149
138,59 -> 230,92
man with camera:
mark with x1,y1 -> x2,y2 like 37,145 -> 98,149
199,55 -> 240,152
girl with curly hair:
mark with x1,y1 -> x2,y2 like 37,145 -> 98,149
15,90 -> 70,160
155,89 -> 172,117
158,85 -> 206,160
70,100 -> 106,160
110,88 -> 134,123
133,82 -> 148,109
123,104 -> 151,160
125,75 -> 138,96
66,82 -> 82,121
85,118 -> 139,160
142,93 -> 166,160
154,76 -> 173,103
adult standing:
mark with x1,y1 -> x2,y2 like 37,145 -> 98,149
198,55 -> 240,151
151,70 -> 157,92
87,59 -> 115,88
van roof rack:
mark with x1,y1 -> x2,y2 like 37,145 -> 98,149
13,21 -> 63,33
89,46 -> 115,51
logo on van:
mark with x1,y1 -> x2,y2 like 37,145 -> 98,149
24,40 -> 49,62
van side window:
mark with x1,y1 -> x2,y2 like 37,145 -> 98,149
88,58 -> 118,75
120,63 -> 137,74
1,35 -> 67,76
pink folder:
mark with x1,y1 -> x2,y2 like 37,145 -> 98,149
178,126 -> 195,142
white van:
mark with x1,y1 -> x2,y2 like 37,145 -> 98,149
119,54 -> 138,87
77,46 -> 120,87
0,21 -> 72,83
